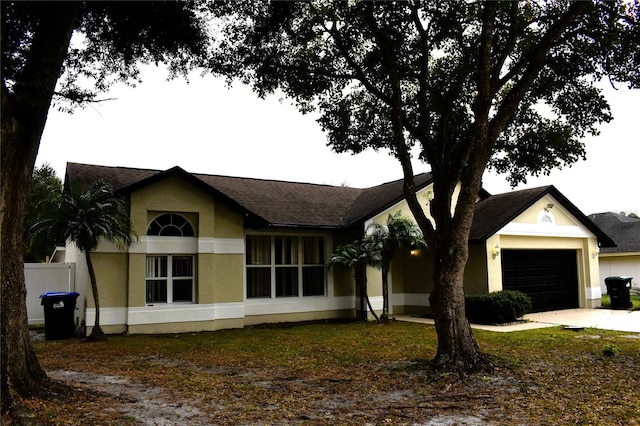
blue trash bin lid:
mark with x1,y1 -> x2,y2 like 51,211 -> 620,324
39,291 -> 80,298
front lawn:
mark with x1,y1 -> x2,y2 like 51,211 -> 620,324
7,321 -> 640,425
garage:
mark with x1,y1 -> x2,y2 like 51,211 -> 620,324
502,249 -> 579,312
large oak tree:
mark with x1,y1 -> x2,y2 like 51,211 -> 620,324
1,1 -> 208,410
209,1 -> 639,372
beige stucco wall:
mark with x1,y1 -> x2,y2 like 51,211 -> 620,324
463,244 -> 489,295
77,174 -> 248,334
130,175 -> 216,236
513,195 -> 575,226
330,232 -> 358,298
210,254 -> 244,303
85,252 -> 128,309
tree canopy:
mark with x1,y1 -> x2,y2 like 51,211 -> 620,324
209,0 -> 640,371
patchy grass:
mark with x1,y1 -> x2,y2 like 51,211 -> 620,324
5,320 -> 640,425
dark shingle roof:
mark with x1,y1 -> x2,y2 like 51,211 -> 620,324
65,162 -> 613,246
471,186 -> 552,241
194,173 -> 363,228
65,162 -> 159,191
471,185 -> 615,247
588,212 -> 640,253
65,162 -> 431,229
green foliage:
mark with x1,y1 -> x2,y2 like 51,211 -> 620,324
465,290 -> 532,325
366,211 -> 425,318
327,239 -> 381,321
30,180 -> 135,254
326,239 -> 381,271
23,164 -> 62,262
2,1 -> 210,110
602,342 -> 618,357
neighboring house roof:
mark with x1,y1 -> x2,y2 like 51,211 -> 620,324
65,162 -> 613,246
588,212 -> 640,253
470,185 -> 615,247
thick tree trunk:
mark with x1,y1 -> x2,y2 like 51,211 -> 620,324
85,252 -> 106,341
0,2 -> 80,408
429,242 -> 487,373
0,155 -> 50,403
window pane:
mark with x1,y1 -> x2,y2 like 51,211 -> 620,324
146,256 -> 167,278
275,237 -> 298,265
303,237 -> 324,264
246,236 -> 271,265
146,279 -> 167,303
173,279 -> 193,302
303,266 -> 325,296
276,267 -> 298,297
172,256 -> 193,277
247,267 -> 271,298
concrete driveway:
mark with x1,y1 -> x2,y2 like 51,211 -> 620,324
396,308 -> 640,333
524,308 -> 640,333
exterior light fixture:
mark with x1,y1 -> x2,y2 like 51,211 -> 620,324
492,243 -> 501,259
593,247 -> 600,258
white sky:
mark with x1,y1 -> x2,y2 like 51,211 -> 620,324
38,65 -> 640,216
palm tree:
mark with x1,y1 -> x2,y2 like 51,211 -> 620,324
327,239 -> 381,321
367,211 -> 425,321
30,180 -> 135,341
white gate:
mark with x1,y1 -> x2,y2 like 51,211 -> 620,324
24,263 -> 76,325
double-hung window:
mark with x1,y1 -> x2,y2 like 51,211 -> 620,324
246,235 -> 325,299
146,255 -> 194,304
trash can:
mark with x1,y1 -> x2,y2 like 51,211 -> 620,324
40,292 -> 80,340
604,277 -> 632,310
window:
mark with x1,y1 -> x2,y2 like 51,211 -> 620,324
246,236 -> 271,298
146,255 -> 194,304
246,235 -> 326,299
147,213 -> 195,236
276,237 -> 298,297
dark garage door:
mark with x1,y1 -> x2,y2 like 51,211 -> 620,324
502,250 -> 579,312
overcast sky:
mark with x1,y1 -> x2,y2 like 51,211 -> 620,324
38,65 -> 640,216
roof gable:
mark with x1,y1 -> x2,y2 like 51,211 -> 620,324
470,185 -> 615,247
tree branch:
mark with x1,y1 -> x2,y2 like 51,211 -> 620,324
309,5 -> 392,106
362,3 -> 436,241
490,2 -> 591,139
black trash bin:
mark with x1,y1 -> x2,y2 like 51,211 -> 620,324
40,292 -> 80,340
604,276 -> 632,310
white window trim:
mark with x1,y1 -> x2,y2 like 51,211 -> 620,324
146,254 -> 195,305
245,233 -> 327,300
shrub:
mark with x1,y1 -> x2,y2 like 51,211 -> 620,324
465,290 -> 532,325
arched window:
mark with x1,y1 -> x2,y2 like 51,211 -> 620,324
147,213 -> 195,237
537,208 -> 556,225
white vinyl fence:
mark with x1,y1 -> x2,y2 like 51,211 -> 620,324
24,263 -> 76,325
